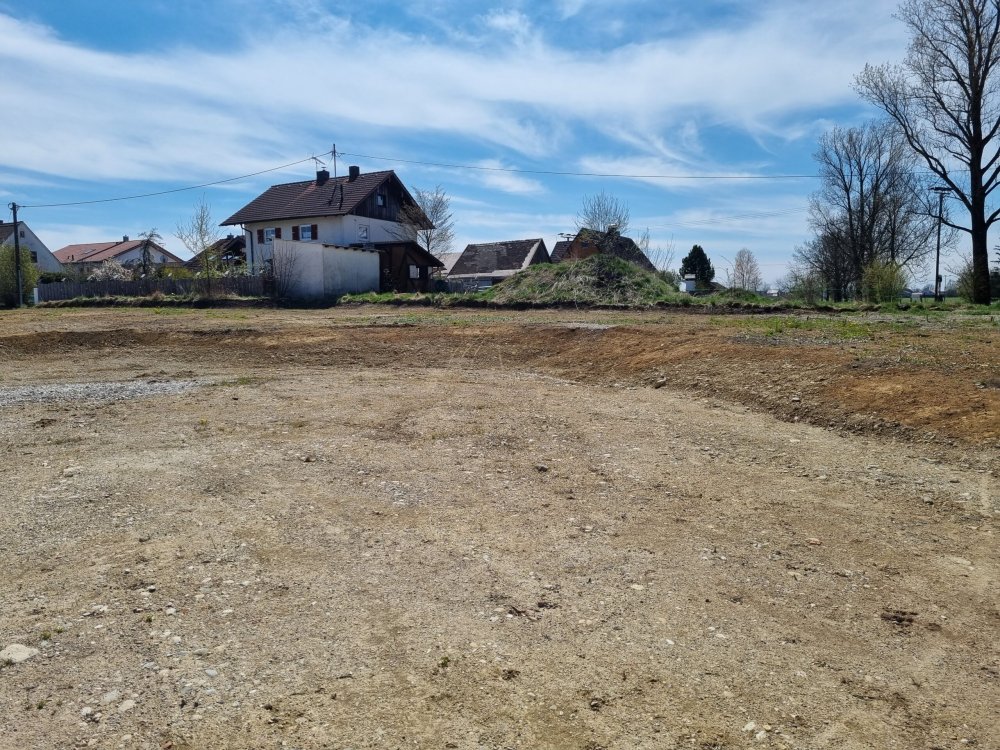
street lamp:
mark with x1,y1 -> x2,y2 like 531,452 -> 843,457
930,186 -> 950,302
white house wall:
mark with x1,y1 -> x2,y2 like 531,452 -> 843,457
272,240 -> 379,299
115,247 -> 172,266
322,245 -> 379,296
243,215 -> 408,270
9,224 -> 62,273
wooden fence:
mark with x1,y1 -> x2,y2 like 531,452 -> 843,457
37,276 -> 265,302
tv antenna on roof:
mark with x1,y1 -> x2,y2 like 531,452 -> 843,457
311,154 -> 326,170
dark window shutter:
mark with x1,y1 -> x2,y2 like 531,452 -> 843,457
292,225 -> 300,241
311,224 -> 318,239
256,229 -> 264,243
275,227 -> 282,239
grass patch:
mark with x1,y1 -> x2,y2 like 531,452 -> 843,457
38,294 -> 271,309
733,316 -> 916,339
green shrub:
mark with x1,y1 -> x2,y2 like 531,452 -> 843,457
0,243 -> 39,307
861,262 -> 907,303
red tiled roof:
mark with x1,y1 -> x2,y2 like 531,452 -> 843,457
53,239 -> 181,265
551,229 -> 655,272
222,170 -> 407,226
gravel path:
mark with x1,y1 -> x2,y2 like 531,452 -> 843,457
0,379 -> 202,407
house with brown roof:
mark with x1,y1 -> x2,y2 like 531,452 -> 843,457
184,234 -> 247,270
447,238 -> 549,290
550,228 -> 655,272
221,166 -> 443,297
0,222 -> 62,273
54,235 -> 183,273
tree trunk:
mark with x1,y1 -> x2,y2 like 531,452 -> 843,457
970,212 -> 993,303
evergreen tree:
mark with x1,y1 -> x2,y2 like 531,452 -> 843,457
679,245 -> 715,288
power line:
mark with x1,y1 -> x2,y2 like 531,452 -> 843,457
336,150 -> 816,181
18,152 -> 332,209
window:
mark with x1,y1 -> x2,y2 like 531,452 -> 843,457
19,230 -> 25,238
376,193 -> 385,207
30,251 -> 38,263
409,264 -> 420,279
263,227 -> 278,242
358,225 -> 369,242
299,224 -> 313,240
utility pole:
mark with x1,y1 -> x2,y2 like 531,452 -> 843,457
8,202 -> 23,308
931,186 -> 950,302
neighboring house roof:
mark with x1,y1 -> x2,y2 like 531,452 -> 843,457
186,235 -> 246,268
0,222 -> 18,245
550,240 -> 573,263
435,252 -> 463,274
552,228 -> 656,272
53,238 -> 182,265
371,240 -> 444,268
221,169 -> 430,227
449,238 -> 548,278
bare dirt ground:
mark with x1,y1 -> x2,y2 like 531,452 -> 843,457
0,305 -> 997,750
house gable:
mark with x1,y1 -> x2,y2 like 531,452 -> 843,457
221,169 -> 430,228
0,221 -> 62,273
54,238 -> 182,266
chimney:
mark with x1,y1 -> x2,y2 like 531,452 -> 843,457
123,235 -> 129,242
348,165 -> 360,182
316,169 -> 330,186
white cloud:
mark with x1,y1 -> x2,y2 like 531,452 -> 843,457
0,1 -> 908,187
575,154 -> 770,191
556,0 -> 588,19
483,9 -> 532,39
471,160 -> 545,195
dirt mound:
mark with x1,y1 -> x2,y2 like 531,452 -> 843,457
486,254 -> 676,306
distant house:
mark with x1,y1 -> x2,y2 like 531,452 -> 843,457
185,234 -> 247,270
54,235 -> 183,273
221,166 -> 443,297
550,228 -> 655,272
0,221 -> 62,273
435,252 -> 463,276
447,238 -> 549,290
678,274 -> 727,295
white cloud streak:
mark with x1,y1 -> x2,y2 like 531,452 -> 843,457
0,2 -> 905,185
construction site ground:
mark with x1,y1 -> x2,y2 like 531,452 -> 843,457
0,305 -> 997,750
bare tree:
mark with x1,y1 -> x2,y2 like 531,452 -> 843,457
176,200 -> 221,296
856,0 -> 1000,303
138,228 -> 162,279
398,185 -> 455,258
794,229 -> 855,301
637,227 -> 676,272
267,240 -> 301,300
576,190 -> 631,236
728,248 -> 764,291
779,263 -> 826,304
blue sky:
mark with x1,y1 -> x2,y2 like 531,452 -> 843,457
0,0 -> 923,285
